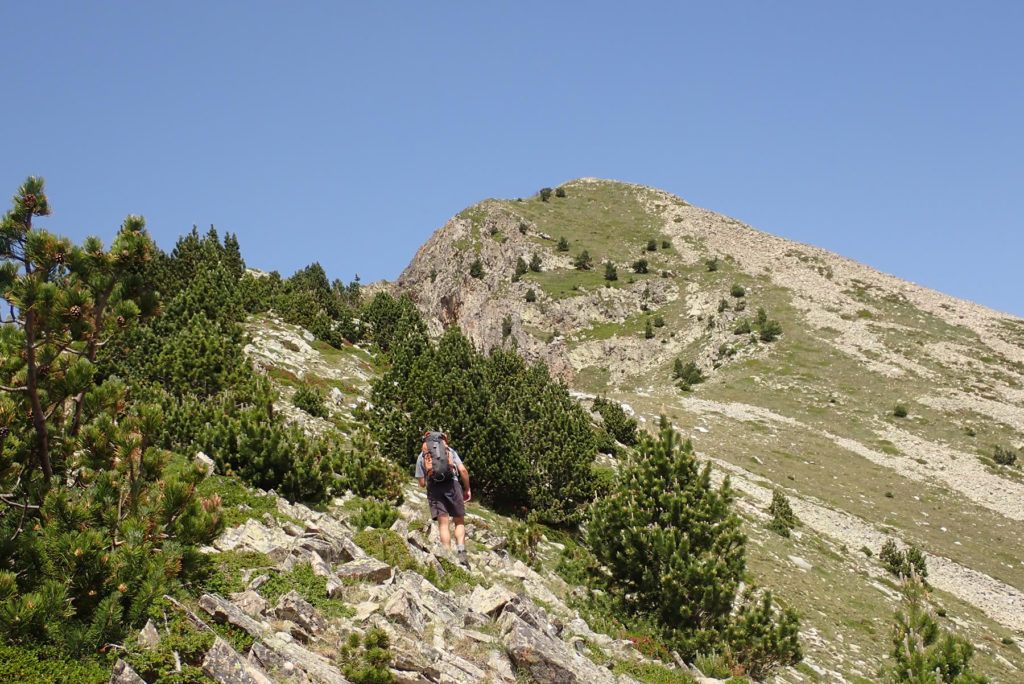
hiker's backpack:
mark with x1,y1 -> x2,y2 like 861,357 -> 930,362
422,431 -> 455,483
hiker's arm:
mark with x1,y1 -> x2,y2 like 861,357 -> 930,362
418,477 -> 426,488
457,464 -> 471,501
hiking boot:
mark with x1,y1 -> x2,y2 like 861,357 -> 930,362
456,545 -> 470,568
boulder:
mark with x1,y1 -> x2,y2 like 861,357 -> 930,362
195,451 -> 216,477
337,557 -> 392,583
467,583 -> 515,617
202,636 -> 277,684
384,588 -> 423,636
137,619 -> 160,650
231,590 -> 270,618
109,659 -> 146,684
275,590 -> 327,636
499,611 -> 617,684
199,593 -> 266,638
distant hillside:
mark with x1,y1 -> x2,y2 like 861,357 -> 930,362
394,178 -> 1024,681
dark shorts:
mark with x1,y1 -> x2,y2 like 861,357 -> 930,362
427,479 -> 465,520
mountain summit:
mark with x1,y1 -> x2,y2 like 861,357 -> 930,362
395,178 -> 1024,678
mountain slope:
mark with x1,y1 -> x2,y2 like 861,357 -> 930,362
395,178 -> 1024,681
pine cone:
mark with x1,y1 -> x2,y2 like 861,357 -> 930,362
22,193 -> 36,208
55,252 -> 65,264
117,315 -> 126,326
37,364 -> 50,378
69,305 -> 82,318
0,426 -> 9,439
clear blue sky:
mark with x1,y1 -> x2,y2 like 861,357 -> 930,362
3,2 -> 1022,316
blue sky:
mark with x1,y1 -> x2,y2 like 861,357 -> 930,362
3,2 -> 1022,316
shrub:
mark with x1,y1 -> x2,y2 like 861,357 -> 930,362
574,250 -> 593,271
661,239 -> 671,249
645,319 -> 654,339
768,490 -> 797,537
993,445 -> 1018,466
529,253 -> 542,272
293,383 -> 329,418
653,314 -> 665,328
539,187 -> 553,202
592,396 -> 639,446
632,258 -> 648,274
506,512 -> 544,568
647,239 -> 658,251
352,498 -> 399,530
730,284 -> 746,298
502,315 -> 513,338
718,298 -> 729,313
893,404 -> 909,418
469,258 -> 485,279
588,417 -> 799,675
339,628 -> 394,684
759,319 -> 783,342
604,262 -> 618,281
880,539 -> 928,583
886,576 -> 988,683
555,187 -> 567,198
525,289 -> 537,303
673,359 -> 705,391
734,318 -> 752,335
518,221 -> 528,234
557,236 -> 570,252
725,590 -> 802,679
705,257 -> 718,272
514,256 -> 528,279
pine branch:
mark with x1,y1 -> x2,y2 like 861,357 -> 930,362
0,384 -> 28,392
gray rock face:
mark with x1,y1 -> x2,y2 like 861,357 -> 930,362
232,589 -> 270,618
109,659 -> 147,684
275,590 -> 327,636
202,636 -> 277,684
137,619 -> 160,650
467,583 -> 515,617
337,556 -> 392,582
499,610 -> 617,684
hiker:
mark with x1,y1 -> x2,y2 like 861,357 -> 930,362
415,431 -> 471,560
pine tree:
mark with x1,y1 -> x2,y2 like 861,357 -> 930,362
557,237 -> 569,252
529,253 -> 542,272
588,417 -> 747,655
886,575 -> 988,683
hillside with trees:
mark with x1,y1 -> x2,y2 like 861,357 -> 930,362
1,177 -> 1018,683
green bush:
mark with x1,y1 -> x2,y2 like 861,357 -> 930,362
725,591 -> 802,679
653,314 -> 665,328
539,187 -> 553,202
592,396 -> 639,446
530,253 -> 543,272
525,289 -> 537,303
880,539 -> 928,583
993,445 -> 1018,466
645,319 -> 655,339
469,258 -> 485,279
673,359 -> 705,391
886,576 -> 988,683
557,236 -> 570,252
588,418 -> 745,656
661,240 -> 671,249
352,498 -> 399,530
768,490 -> 797,537
506,513 -> 544,568
604,262 -> 618,281
293,383 -> 329,418
734,318 -> 752,335
730,284 -> 746,298
647,239 -> 658,251
514,256 -> 528,280
339,628 -> 394,684
575,250 -> 593,271
633,258 -> 649,274
893,404 -> 909,418
759,319 -> 783,342
705,258 -> 718,272
555,187 -> 567,198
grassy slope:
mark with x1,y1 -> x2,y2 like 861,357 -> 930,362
440,180 -> 1024,681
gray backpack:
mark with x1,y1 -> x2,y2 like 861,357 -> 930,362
422,431 -> 454,483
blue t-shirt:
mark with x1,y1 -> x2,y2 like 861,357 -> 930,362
415,446 -> 463,479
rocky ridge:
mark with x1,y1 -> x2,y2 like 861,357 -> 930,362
111,479 -> 722,684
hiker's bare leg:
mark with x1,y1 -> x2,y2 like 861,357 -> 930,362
454,516 -> 465,547
437,514 -> 452,548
